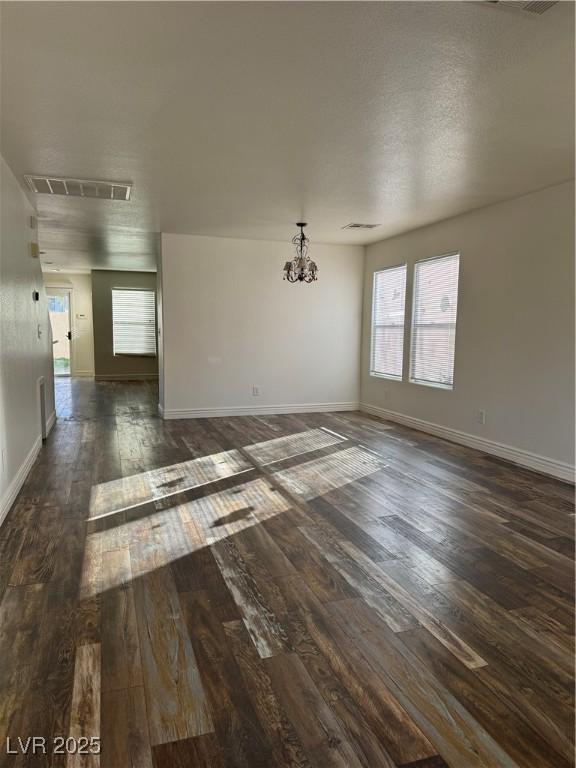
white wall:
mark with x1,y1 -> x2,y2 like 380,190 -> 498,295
160,234 -> 364,417
361,181 -> 575,479
0,156 -> 55,524
43,272 -> 95,377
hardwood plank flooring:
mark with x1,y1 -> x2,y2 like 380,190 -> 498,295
67,643 -> 101,768
0,378 -> 573,767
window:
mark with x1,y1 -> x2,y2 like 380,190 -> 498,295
112,288 -> 157,356
370,264 -> 407,380
410,252 -> 460,389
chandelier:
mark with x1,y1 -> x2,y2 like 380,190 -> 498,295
283,222 -> 318,283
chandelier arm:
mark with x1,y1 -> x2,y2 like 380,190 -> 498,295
284,222 -> 317,284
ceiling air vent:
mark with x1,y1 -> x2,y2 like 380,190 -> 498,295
342,223 -> 381,230
484,1 -> 558,14
24,175 -> 132,201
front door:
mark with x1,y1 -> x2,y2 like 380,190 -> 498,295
47,288 -> 72,376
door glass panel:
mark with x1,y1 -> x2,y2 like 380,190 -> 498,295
48,292 -> 71,375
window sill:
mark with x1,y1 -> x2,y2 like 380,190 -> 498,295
409,379 -> 453,391
114,353 -> 157,358
369,372 -> 402,382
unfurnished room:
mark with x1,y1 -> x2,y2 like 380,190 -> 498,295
0,2 -> 574,767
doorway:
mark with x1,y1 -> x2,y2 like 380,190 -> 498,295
47,288 -> 72,376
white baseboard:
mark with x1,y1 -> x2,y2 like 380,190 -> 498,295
0,435 -> 42,528
72,371 -> 94,378
360,402 -> 574,484
46,410 -> 56,436
95,374 -> 159,381
161,402 -> 359,420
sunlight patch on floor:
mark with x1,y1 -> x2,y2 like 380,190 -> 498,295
81,477 -> 292,597
244,428 -> 344,465
82,430 -> 386,598
88,429 -> 348,521
179,477 -> 291,544
88,449 -> 252,520
273,445 -> 385,501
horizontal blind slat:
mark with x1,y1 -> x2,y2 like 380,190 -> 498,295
370,265 -> 407,379
112,289 -> 157,355
410,253 -> 460,388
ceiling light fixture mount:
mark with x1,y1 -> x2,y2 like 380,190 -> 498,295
283,222 -> 318,283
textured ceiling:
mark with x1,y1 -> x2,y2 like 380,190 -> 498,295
1,1 -> 574,272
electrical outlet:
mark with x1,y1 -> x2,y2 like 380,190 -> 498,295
475,409 -> 486,425
252,385 -> 262,397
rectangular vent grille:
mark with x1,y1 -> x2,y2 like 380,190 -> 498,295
342,223 -> 381,230
485,1 -> 558,14
24,175 -> 132,201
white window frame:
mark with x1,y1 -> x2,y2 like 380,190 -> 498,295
370,264 -> 408,382
409,251 -> 460,390
112,287 -> 157,357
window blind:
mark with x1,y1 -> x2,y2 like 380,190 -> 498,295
370,265 -> 407,380
112,288 -> 157,356
410,253 -> 460,389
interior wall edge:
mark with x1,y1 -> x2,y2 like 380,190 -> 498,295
0,154 -> 56,513
360,402 -> 575,483
46,411 -> 56,436
0,435 -> 42,529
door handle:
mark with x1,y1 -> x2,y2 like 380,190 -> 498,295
66,331 -> 72,340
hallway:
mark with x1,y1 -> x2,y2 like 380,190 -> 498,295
0,379 -> 573,767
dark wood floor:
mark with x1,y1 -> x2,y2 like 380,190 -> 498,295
0,379 -> 574,767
